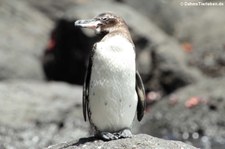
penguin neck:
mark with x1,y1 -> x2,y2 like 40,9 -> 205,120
99,28 -> 134,46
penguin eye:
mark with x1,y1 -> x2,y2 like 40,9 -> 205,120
101,17 -> 108,21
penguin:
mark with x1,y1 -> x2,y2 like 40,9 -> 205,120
75,12 -> 145,141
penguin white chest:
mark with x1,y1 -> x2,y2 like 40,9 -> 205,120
89,36 -> 137,132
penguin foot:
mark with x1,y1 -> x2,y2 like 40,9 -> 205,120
96,131 -> 119,141
116,128 -> 132,139
95,129 -> 132,141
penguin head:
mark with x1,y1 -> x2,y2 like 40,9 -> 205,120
75,12 -> 127,34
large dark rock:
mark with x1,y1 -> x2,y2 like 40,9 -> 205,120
47,134 -> 198,149
0,0 -> 53,80
42,19 -> 101,85
138,77 -> 225,149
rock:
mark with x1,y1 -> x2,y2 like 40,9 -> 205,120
0,0 -> 53,80
26,0 -> 82,20
175,8 -> 225,77
0,80 -> 89,148
138,77 -> 225,149
47,134 -> 198,149
124,0 -> 206,34
125,0 -> 225,78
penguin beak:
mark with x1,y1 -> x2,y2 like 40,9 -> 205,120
75,19 -> 101,29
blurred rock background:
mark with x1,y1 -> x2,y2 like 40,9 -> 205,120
0,0 -> 224,148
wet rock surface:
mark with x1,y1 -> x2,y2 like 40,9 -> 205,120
0,0 -> 224,148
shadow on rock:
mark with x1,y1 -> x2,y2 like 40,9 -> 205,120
75,136 -> 100,145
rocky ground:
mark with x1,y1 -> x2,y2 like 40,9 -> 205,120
0,0 -> 224,148
48,134 -> 198,149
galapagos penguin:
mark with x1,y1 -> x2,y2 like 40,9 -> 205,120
75,12 -> 145,141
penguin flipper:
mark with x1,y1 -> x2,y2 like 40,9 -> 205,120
135,71 -> 145,121
83,46 -> 95,121
83,72 -> 88,122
